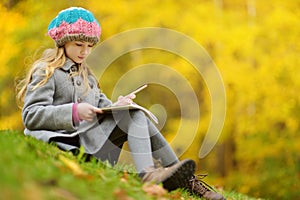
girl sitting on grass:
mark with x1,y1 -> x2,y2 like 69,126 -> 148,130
16,7 -> 224,200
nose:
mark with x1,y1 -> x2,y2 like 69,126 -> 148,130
81,47 -> 89,55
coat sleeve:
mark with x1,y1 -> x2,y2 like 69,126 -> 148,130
22,68 -> 75,132
98,92 -> 112,108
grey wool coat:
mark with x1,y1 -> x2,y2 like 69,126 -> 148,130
22,58 -> 119,154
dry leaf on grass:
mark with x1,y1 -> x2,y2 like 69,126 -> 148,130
113,188 -> 133,200
120,170 -> 129,183
142,183 -> 167,197
58,155 -> 86,176
167,191 -> 182,199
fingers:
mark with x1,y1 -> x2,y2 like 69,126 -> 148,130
127,93 -> 136,99
77,103 -> 103,121
118,95 -> 124,101
125,97 -> 133,104
119,94 -> 136,100
93,107 -> 103,114
115,95 -> 135,106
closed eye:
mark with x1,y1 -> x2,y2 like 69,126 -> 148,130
75,42 -> 83,46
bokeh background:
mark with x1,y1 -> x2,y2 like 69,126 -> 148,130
1,0 -> 300,199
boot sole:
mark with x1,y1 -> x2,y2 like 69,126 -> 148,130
162,159 -> 195,191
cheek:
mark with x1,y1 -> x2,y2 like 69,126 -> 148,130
65,48 -> 71,57
87,48 -> 92,55
66,49 -> 76,57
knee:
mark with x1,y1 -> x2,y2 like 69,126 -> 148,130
130,110 -> 147,120
127,110 -> 150,128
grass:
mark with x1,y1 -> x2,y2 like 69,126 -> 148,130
0,130 -> 259,200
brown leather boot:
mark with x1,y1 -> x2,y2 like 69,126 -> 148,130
187,175 -> 226,200
140,159 -> 195,191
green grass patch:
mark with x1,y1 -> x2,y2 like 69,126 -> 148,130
0,130 -> 258,199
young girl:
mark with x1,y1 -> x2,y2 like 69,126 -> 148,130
16,7 -> 224,200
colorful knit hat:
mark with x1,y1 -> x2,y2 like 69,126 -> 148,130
48,7 -> 101,47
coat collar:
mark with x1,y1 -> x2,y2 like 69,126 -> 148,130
61,58 -> 77,72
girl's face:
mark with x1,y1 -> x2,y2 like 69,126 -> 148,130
64,41 -> 94,64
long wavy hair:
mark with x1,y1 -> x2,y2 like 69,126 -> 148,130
16,47 -> 94,108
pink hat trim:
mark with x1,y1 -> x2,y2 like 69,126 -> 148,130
48,18 -> 101,40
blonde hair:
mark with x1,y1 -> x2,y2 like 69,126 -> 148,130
16,47 -> 94,108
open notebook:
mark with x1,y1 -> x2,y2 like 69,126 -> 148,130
100,103 -> 158,124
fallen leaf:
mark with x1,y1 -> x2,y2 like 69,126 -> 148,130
167,191 -> 182,199
120,170 -> 129,183
113,188 -> 133,200
58,155 -> 86,176
142,183 -> 167,197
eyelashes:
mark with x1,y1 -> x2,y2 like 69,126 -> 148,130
75,43 -> 94,48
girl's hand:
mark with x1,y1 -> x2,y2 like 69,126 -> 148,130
114,93 -> 136,106
77,103 -> 103,122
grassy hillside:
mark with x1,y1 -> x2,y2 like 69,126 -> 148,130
0,130 -> 257,200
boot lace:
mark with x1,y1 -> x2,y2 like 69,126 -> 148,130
188,174 -> 217,196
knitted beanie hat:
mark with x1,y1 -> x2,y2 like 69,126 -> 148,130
48,7 -> 101,47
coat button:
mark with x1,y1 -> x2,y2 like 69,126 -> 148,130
76,80 -> 81,86
89,83 -> 94,89
70,66 -> 77,72
77,97 -> 82,103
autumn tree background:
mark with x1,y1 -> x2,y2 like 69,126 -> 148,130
1,0 -> 300,199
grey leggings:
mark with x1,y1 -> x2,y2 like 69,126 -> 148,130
93,110 -> 179,173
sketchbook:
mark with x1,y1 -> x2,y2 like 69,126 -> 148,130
100,103 -> 158,124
